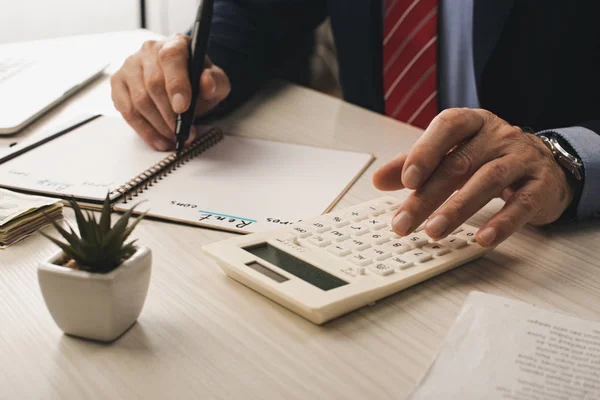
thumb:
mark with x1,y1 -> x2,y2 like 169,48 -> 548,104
195,65 -> 231,116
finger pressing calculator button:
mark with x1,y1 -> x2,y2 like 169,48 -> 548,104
346,238 -> 371,251
361,218 -> 387,230
402,250 -> 433,263
415,221 -> 427,232
386,256 -> 414,270
383,226 -> 402,239
362,246 -> 392,261
307,235 -> 331,247
369,263 -> 395,276
381,240 -> 411,254
380,216 -> 395,230
290,226 -> 312,238
328,244 -> 352,257
439,236 -> 467,249
325,229 -> 350,242
349,253 -> 372,266
342,224 -> 370,236
422,243 -> 451,256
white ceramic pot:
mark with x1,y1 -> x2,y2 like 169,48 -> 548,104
38,246 -> 152,342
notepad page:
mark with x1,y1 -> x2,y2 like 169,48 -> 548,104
116,136 -> 373,233
0,117 -> 167,202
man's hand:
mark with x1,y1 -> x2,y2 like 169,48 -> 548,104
110,34 -> 231,151
373,108 -> 577,247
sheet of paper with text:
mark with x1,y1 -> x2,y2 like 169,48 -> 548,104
411,291 -> 600,400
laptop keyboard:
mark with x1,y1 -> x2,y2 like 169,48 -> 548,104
0,58 -> 37,85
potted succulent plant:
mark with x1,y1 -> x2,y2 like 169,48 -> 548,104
38,196 -> 151,342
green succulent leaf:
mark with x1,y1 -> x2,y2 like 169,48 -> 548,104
120,212 -> 147,244
42,199 -> 145,274
40,232 -> 87,263
69,198 -> 92,242
43,212 -> 80,245
99,193 -> 112,233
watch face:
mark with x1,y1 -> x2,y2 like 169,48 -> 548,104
540,136 -> 553,150
543,136 -> 583,181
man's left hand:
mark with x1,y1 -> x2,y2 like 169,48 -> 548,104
373,108 -> 576,247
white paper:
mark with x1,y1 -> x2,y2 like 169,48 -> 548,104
410,292 -> 600,400
0,115 -> 372,233
0,117 -> 167,201
117,135 -> 373,233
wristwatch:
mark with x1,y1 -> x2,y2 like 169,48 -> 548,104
537,134 -> 584,181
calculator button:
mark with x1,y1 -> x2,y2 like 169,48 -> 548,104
386,256 -> 414,270
307,235 -> 331,247
349,253 -> 372,266
343,210 -> 368,222
309,222 -> 331,233
362,247 -> 392,261
377,199 -> 402,211
401,233 -> 430,249
381,240 -> 411,254
346,238 -> 371,251
384,226 -> 402,239
328,244 -> 352,257
363,232 -> 391,245
324,229 -> 350,242
452,226 -> 464,234
369,262 -> 395,276
456,228 -> 477,243
361,218 -> 387,230
402,250 -> 433,264
290,226 -> 312,238
323,214 -> 349,228
422,243 -> 451,256
342,224 -> 370,236
439,236 -> 468,249
341,266 -> 362,277
365,204 -> 385,216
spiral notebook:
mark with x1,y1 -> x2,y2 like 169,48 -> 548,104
0,116 -> 373,233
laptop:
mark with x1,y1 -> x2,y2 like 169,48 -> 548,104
0,55 -> 107,135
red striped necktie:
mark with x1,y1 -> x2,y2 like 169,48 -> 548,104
383,0 -> 439,129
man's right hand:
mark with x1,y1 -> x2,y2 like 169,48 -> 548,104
110,34 -> 231,151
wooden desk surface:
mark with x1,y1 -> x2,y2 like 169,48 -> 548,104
1,31 -> 599,400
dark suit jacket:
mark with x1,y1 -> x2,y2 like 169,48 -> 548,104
206,0 -> 600,134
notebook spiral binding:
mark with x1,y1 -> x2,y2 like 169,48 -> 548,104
110,127 -> 224,204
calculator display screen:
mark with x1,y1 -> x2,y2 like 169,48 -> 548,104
244,243 -> 348,291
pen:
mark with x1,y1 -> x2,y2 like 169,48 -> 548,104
175,0 -> 215,156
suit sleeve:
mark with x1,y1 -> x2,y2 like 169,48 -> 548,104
202,0 -> 328,115
537,125 -> 600,220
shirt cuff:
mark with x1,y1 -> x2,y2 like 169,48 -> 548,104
538,126 -> 600,220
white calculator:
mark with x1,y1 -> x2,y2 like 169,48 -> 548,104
202,196 -> 492,324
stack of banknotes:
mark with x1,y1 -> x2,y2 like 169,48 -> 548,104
0,189 -> 63,248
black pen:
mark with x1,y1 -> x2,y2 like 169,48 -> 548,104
175,0 -> 215,156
